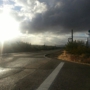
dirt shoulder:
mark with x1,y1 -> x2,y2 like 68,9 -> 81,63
46,50 -> 63,59
47,50 -> 90,65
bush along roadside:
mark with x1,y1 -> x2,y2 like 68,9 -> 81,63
64,41 -> 90,64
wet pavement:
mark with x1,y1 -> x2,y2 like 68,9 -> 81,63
49,61 -> 90,90
0,50 -> 89,90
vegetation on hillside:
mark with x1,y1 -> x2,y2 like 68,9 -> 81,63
0,41 -> 61,53
65,41 -> 90,55
57,41 -> 90,64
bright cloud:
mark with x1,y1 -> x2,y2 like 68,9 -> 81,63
12,0 -> 47,20
0,0 -> 89,45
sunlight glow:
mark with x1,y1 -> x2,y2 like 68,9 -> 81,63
0,6 -> 21,43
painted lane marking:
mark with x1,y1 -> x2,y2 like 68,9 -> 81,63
37,62 -> 64,90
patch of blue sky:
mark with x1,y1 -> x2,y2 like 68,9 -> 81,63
3,0 -> 15,5
80,33 -> 86,36
0,0 -> 3,6
0,0 -> 15,7
74,33 -> 87,38
13,6 -> 21,11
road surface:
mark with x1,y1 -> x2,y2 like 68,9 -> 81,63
0,50 -> 89,90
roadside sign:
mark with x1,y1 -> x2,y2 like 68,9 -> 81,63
88,30 -> 90,33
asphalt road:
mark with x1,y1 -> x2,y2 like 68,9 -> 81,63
0,50 -> 89,90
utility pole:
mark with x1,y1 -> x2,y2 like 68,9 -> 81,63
68,29 -> 74,43
87,30 -> 90,47
71,29 -> 73,42
88,30 -> 90,37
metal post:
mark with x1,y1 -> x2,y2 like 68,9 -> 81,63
71,29 -> 73,42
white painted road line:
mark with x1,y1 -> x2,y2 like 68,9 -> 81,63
36,62 -> 65,90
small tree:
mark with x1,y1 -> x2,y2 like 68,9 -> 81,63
65,41 -> 86,55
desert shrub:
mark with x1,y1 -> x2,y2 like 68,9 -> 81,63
0,41 -> 60,53
65,41 -> 90,55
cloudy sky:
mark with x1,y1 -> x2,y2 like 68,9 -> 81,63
0,0 -> 90,45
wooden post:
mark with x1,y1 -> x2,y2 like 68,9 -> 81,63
71,29 -> 73,42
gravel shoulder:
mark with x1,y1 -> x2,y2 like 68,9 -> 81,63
47,50 -> 90,65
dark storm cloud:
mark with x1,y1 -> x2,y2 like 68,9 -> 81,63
20,0 -> 90,34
